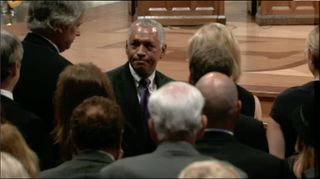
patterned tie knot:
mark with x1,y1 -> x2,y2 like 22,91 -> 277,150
139,79 -> 151,88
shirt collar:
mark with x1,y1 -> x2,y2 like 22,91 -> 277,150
37,34 -> 60,53
98,150 -> 115,161
129,63 -> 156,90
205,128 -> 234,136
0,89 -> 13,100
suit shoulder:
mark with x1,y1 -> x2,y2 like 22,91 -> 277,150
156,71 -> 173,81
106,64 -> 127,80
238,115 -> 264,127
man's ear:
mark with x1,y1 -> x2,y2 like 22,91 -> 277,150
160,44 -> 167,58
125,40 -> 129,54
56,24 -> 65,34
148,119 -> 158,143
188,74 -> 194,85
197,115 -> 207,140
235,100 -> 241,119
10,63 -> 19,78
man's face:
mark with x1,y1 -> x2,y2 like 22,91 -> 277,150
56,15 -> 83,52
126,25 -> 166,78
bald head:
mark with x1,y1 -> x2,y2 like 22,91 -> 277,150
196,72 -> 239,125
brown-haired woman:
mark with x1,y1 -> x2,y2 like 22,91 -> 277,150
53,63 -> 115,161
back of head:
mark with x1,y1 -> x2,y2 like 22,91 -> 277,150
148,81 -> 204,141
70,96 -> 123,151
306,25 -> 319,74
1,28 -> 23,83
27,1 -> 85,33
188,23 -> 241,82
129,19 -> 165,47
1,152 -> 30,178
178,160 -> 247,178
54,63 -> 115,159
188,45 -> 235,84
195,72 -> 239,127
0,123 -> 39,177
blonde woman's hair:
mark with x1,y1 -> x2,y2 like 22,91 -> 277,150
306,25 -> 319,73
1,152 -> 30,178
0,123 -> 39,178
188,23 -> 241,82
293,137 -> 317,178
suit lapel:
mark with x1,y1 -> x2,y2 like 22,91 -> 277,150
116,64 -> 142,122
154,71 -> 172,88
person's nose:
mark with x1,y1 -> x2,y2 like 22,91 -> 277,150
137,44 -> 146,57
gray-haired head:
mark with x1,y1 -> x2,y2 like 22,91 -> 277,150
1,29 -> 23,83
178,160 -> 248,178
148,81 -> 205,141
129,19 -> 165,48
27,1 -> 85,32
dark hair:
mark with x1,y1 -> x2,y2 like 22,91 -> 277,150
70,96 -> 123,150
189,46 -> 234,84
54,63 -> 115,160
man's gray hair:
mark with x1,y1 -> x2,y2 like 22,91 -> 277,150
26,1 -> 85,32
148,81 -> 204,140
129,19 -> 165,48
1,29 -> 23,82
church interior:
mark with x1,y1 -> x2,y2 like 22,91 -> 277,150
1,1 -> 318,120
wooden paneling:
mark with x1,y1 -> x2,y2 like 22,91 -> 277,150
135,1 -> 226,25
256,0 -> 319,25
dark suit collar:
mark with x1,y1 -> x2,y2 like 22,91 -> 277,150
155,141 -> 201,156
72,150 -> 114,163
200,130 -> 238,144
24,32 -> 59,53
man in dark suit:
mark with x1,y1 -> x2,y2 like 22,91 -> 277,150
1,28 -> 52,170
195,72 -> 295,178
107,19 -> 173,157
13,1 -> 85,132
40,96 -> 123,178
100,82 -> 210,178
188,46 -> 268,152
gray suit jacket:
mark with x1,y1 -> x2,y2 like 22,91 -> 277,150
100,141 -> 210,178
107,62 -> 173,157
40,150 -> 113,178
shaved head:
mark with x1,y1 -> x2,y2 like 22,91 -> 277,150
196,72 -> 239,126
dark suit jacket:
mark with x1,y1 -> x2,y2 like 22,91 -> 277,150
100,141 -> 210,178
40,150 -> 114,178
0,95 -> 53,170
237,84 -> 255,117
107,63 -> 173,157
196,131 -> 296,179
234,114 -> 269,152
13,32 -> 72,131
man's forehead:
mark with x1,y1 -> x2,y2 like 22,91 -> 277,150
133,25 -> 158,34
